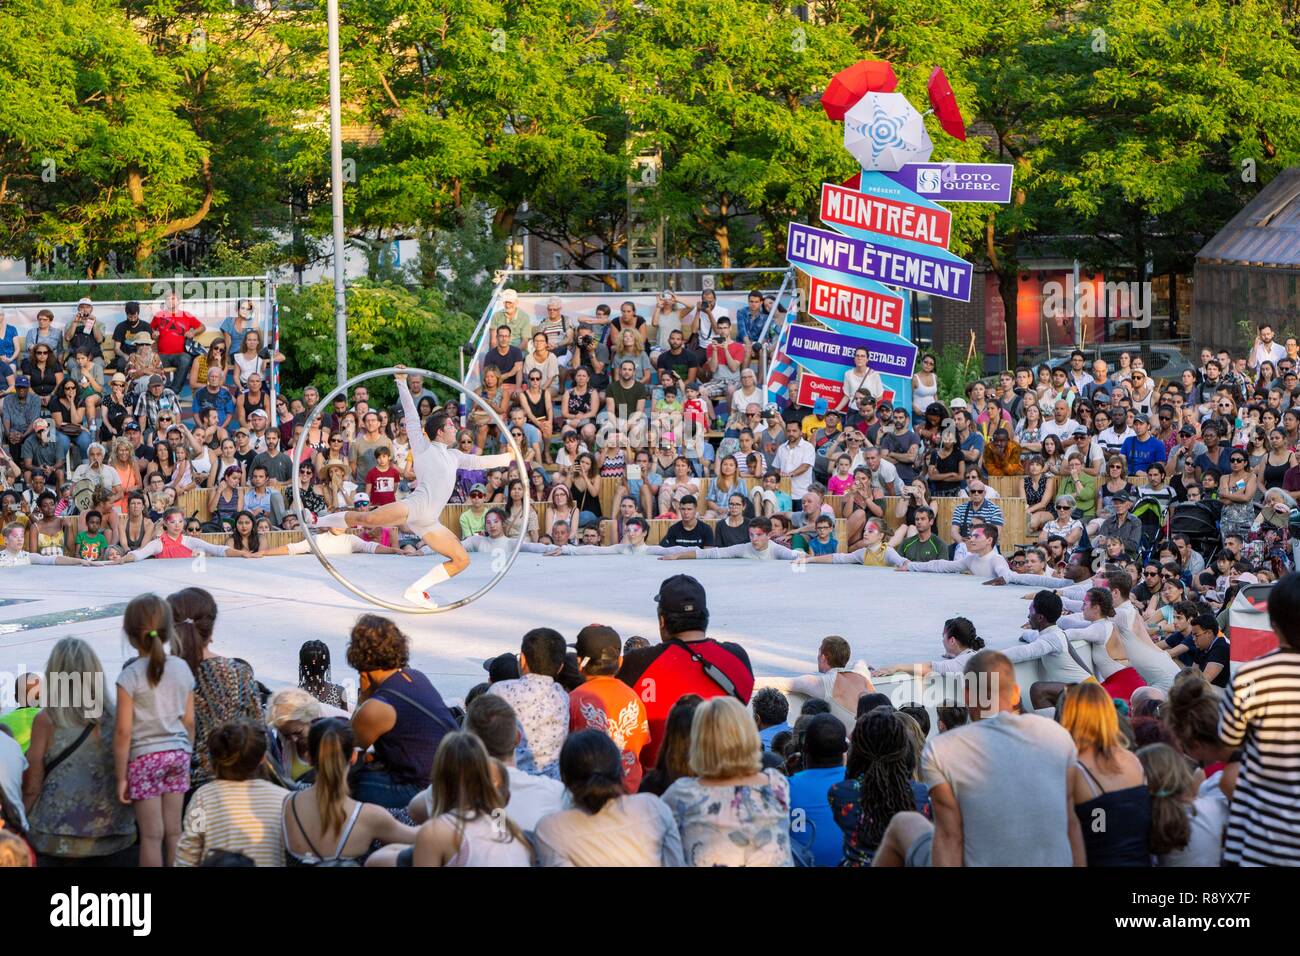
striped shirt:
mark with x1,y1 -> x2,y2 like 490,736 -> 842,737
1218,648 -> 1300,866
951,499 -> 1004,534
175,779 -> 289,867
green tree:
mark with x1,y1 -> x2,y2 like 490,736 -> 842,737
1033,0 -> 1300,347
0,0 -> 210,274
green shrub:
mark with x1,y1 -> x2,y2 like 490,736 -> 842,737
933,343 -> 983,404
274,279 -> 475,408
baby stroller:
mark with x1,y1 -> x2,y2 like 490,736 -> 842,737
1130,495 -> 1170,562
1168,499 -> 1224,564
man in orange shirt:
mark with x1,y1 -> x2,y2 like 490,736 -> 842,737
568,624 -> 650,792
983,427 -> 1024,477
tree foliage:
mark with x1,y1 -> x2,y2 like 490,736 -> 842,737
274,278 -> 474,406
0,0 -> 1295,352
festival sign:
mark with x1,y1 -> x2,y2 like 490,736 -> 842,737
804,274 -> 905,336
787,221 -> 973,303
786,324 -> 918,378
768,57 -> 1001,412
819,182 -> 951,250
795,372 -> 895,409
881,162 -> 1014,204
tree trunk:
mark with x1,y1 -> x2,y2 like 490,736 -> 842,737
715,194 -> 731,271
999,268 -> 1019,369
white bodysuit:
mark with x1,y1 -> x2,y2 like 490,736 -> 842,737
0,550 -> 59,567
398,380 -> 513,534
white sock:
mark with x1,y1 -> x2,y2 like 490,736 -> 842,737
407,563 -> 451,595
316,512 -> 348,529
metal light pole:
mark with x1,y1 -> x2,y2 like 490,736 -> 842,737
327,0 -> 348,385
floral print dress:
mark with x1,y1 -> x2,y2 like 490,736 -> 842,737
660,769 -> 793,867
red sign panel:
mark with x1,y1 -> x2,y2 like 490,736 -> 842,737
796,373 -> 895,409
820,182 -> 951,249
806,275 -> 905,336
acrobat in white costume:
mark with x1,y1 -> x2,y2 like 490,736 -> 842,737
315,367 -> 514,607
0,524 -> 94,567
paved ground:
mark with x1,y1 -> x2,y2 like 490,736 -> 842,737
0,552 -> 1038,709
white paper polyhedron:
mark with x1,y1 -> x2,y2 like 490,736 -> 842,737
842,92 -> 934,172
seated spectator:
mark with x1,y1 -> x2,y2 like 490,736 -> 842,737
788,713 -> 848,866
982,428 -> 1023,476
487,627 -> 570,778
1138,741 -> 1228,867
637,695 -> 703,797
281,718 -> 418,866
298,640 -> 349,711
408,694 -> 565,831
617,575 -> 754,768
534,730 -> 684,867
346,615 -> 457,808
176,718 -> 287,867
1060,681 -> 1151,866
0,673 -> 40,751
873,650 -> 1085,866
829,706 -> 931,866
661,696 -> 793,867
567,624 -> 649,792
752,687 -> 791,751
381,732 -> 532,868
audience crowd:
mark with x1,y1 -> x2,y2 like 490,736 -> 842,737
2,299 -> 1299,869
1,563 -> 1297,869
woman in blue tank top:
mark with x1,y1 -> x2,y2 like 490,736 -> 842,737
346,615 -> 458,809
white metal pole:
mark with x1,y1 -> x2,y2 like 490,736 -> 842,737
1072,258 -> 1082,348
327,0 -> 348,386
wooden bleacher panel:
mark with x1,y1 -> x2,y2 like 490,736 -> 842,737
440,502 -> 549,539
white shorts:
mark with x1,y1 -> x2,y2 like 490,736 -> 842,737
401,488 -> 446,536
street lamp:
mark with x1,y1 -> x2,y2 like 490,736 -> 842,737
327,0 -> 348,385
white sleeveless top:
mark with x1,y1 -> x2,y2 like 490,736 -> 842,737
818,667 -> 870,734
1114,603 -> 1180,691
442,812 -> 531,867
912,373 -> 938,414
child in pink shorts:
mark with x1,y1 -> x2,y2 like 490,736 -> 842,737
115,594 -> 195,867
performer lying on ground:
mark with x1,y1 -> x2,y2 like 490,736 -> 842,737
894,524 -> 1011,578
111,507 -> 258,562
545,517 -> 687,557
1,522 -> 96,566
260,525 -> 413,557
658,516 -> 799,561
315,367 -> 514,607
796,518 -> 904,567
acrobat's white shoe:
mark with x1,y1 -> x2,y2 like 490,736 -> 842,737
403,585 -> 439,608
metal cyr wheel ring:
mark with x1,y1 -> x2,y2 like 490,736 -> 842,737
289,366 -> 531,614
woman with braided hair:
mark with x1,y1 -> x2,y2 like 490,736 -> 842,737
298,640 -> 349,710
827,707 -> 930,866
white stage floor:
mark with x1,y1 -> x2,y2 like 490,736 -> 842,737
0,554 -> 1039,708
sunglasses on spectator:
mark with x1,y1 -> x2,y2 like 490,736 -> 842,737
1056,504 -> 1071,511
